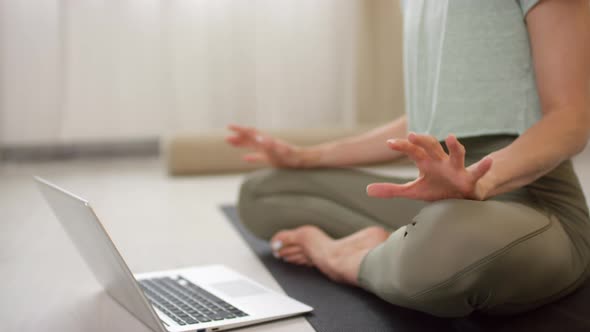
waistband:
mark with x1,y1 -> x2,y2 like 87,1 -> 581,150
440,135 -> 517,160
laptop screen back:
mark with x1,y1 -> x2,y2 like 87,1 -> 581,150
35,177 -> 165,332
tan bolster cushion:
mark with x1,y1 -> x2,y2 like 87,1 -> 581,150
166,127 -> 373,175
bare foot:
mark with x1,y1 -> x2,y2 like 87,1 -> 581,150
270,226 -> 390,285
270,235 -> 313,266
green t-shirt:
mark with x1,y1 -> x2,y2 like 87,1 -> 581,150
402,0 -> 542,140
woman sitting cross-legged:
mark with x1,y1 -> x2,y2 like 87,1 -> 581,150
227,0 -> 590,317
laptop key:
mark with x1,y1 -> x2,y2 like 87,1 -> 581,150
185,318 -> 198,325
144,276 -> 248,326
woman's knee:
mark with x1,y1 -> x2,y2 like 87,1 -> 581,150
360,199 -> 557,317
237,169 -> 279,239
238,168 -> 311,239
360,221 -> 483,316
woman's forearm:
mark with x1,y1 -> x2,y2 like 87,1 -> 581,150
477,109 -> 590,199
477,0 -> 590,200
301,115 -> 408,168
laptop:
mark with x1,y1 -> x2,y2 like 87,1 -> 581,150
35,176 -> 312,332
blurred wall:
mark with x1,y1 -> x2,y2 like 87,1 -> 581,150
0,0 -> 404,145
357,0 -> 404,125
0,0 -> 62,145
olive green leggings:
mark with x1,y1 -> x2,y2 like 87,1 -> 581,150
237,136 -> 590,317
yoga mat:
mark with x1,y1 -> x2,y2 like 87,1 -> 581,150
221,205 -> 590,332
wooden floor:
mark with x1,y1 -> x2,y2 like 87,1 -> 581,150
1,145 -> 589,332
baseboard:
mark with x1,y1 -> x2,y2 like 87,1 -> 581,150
0,138 -> 160,162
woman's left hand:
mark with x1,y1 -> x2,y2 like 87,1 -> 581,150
367,133 -> 493,202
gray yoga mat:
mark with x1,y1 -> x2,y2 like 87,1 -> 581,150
221,205 -> 590,332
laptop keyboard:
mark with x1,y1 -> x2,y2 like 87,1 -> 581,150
139,276 -> 249,326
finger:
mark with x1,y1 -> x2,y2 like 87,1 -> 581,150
228,125 -> 263,146
230,132 -> 276,162
229,127 -> 287,165
243,152 -> 269,164
446,134 -> 465,169
407,133 -> 447,160
278,245 -> 304,257
469,157 -> 493,180
387,139 -> 429,162
227,124 -> 243,133
226,135 -> 252,147
227,125 -> 263,148
228,124 -> 257,136
366,180 -> 417,199
227,124 -> 242,132
227,125 -> 250,140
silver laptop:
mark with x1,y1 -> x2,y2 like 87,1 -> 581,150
35,176 -> 312,332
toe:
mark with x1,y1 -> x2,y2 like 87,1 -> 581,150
270,225 -> 323,251
282,253 -> 311,266
270,229 -> 299,250
278,245 -> 304,257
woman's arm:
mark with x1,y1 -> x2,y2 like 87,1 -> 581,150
227,114 -> 408,169
476,0 -> 590,199
366,0 -> 590,202
302,115 -> 409,167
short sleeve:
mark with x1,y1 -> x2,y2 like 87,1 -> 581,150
518,0 -> 542,17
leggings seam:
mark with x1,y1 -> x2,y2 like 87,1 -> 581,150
410,217 -> 554,299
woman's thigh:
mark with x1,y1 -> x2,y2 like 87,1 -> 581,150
358,199 -> 587,316
238,168 -> 428,239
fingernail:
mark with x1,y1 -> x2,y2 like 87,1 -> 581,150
255,135 -> 263,143
387,139 -> 397,145
271,240 -> 283,251
272,251 -> 280,259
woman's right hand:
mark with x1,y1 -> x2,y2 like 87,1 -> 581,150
226,124 -> 314,168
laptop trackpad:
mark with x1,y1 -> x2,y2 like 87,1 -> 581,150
211,280 -> 268,298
